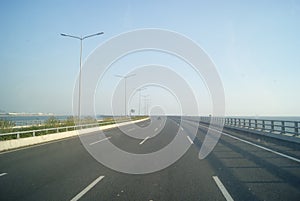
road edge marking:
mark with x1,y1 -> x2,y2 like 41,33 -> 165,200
222,132 -> 300,163
198,124 -> 300,163
213,176 -> 234,201
70,175 -> 105,201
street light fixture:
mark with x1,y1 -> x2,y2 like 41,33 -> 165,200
115,74 -> 136,116
61,32 -> 104,124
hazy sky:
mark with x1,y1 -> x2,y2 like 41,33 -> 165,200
0,0 -> 299,116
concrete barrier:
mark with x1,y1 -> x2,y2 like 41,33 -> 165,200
0,118 -> 149,152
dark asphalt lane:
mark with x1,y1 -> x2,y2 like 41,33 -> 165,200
0,117 -> 299,201
197,122 -> 300,201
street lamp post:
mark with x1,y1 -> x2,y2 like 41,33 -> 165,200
61,32 -> 104,124
142,95 -> 150,115
115,74 -> 136,116
137,87 -> 147,116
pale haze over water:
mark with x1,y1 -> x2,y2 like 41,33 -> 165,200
1,115 -> 299,127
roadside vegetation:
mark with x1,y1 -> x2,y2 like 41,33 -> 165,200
0,119 -> 15,133
0,115 -> 148,141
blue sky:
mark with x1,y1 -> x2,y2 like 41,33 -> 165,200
0,0 -> 299,116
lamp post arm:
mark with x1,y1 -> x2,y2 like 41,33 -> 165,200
60,33 -> 82,40
83,32 -> 104,40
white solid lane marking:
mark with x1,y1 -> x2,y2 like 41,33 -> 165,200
222,132 -> 300,163
199,124 -> 300,163
89,137 -> 111,146
0,173 -> 7,177
187,136 -> 194,144
127,128 -> 135,132
0,135 -> 80,155
213,176 -> 234,201
70,175 -> 105,201
139,136 -> 150,145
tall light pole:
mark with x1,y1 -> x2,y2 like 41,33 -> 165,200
142,95 -> 150,115
115,74 -> 136,116
137,87 -> 147,116
61,32 -> 104,123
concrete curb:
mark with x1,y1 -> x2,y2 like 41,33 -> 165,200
0,118 -> 149,152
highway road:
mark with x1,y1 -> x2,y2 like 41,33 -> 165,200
0,116 -> 300,201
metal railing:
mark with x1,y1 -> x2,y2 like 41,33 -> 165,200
0,122 -> 103,140
0,117 -> 140,140
200,117 -> 300,137
225,118 -> 300,136
0,118 -> 130,140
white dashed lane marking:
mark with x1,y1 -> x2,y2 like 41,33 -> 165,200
89,137 -> 111,146
186,136 -> 194,144
70,175 -> 105,201
213,176 -> 234,201
0,173 -> 7,177
139,136 -> 150,145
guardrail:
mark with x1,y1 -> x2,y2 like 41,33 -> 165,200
12,119 -> 102,127
0,122 -> 103,140
0,119 -> 125,140
225,118 -> 300,136
0,117 -> 147,141
200,117 -> 300,137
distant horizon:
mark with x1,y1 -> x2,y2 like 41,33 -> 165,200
0,111 -> 299,118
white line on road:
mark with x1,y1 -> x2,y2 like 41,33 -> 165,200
198,124 -> 300,163
180,126 -> 184,131
154,127 -> 158,132
0,173 -> 7,177
213,176 -> 234,201
127,128 -> 135,132
0,135 -> 80,155
139,136 -> 150,145
70,175 -> 105,201
187,136 -> 194,144
89,137 -> 111,146
222,132 -> 300,163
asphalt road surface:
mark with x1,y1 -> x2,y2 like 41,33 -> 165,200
0,116 -> 300,201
